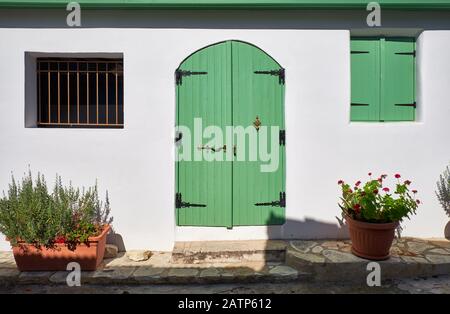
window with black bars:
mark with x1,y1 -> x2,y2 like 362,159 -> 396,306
37,58 -> 124,128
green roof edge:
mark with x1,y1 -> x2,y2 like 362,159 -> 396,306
1,1 -> 450,10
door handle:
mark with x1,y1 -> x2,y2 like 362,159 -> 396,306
198,144 -> 227,153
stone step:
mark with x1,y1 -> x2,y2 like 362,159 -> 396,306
285,238 -> 450,284
1,264 -> 310,286
171,240 -> 287,264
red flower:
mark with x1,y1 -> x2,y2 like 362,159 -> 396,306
360,191 -> 366,196
381,174 -> 388,179
373,189 -> 379,194
383,187 -> 390,192
348,189 -> 353,194
368,172 -> 372,176
338,180 -> 344,185
412,190 -> 418,194
355,181 -> 361,187
395,174 -> 401,179
55,236 -> 65,244
353,204 -> 361,213
404,180 -> 411,185
377,178 -> 383,183
416,199 -> 421,204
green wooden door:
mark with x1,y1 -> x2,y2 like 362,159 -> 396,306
176,41 -> 233,227
176,40 -> 285,227
231,41 -> 285,226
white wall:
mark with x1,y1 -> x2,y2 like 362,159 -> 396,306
0,10 -> 449,251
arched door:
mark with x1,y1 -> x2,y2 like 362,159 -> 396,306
176,40 -> 285,228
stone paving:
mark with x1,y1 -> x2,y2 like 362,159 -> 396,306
286,237 -> 450,283
0,238 -> 449,287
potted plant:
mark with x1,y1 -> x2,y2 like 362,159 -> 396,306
338,173 -> 420,260
436,165 -> 450,240
0,171 -> 113,271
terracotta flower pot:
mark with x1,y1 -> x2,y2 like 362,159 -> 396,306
10,225 -> 110,271
346,217 -> 398,261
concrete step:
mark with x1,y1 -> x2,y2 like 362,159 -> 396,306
171,240 -> 287,264
285,238 -> 450,284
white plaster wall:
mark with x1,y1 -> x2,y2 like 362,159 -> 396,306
0,11 -> 449,251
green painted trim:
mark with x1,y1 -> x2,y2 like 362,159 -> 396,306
1,0 -> 450,10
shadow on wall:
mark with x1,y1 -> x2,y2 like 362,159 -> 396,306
266,213 -> 349,240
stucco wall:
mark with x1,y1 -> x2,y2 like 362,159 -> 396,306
0,10 -> 449,251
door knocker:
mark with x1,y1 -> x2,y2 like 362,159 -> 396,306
253,116 -> 261,132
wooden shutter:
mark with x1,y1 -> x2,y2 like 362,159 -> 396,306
350,39 -> 381,121
381,38 -> 416,121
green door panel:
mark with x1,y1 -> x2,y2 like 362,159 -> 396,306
381,38 -> 415,121
350,39 -> 380,121
176,40 -> 285,227
231,41 -> 285,226
176,41 -> 233,227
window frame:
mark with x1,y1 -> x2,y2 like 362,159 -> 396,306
36,57 -> 124,128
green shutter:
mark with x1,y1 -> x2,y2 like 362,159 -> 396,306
381,38 -> 415,121
350,39 -> 380,121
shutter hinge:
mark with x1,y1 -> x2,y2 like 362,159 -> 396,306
255,192 -> 286,208
175,69 -> 208,85
254,68 -> 285,84
175,193 -> 207,208
395,102 -> 416,108
351,51 -> 370,54
395,51 -> 416,57
279,129 -> 285,146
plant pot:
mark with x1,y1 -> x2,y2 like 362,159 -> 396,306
346,217 -> 398,261
9,225 -> 110,271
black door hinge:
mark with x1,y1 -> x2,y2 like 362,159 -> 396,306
351,51 -> 370,54
279,129 -> 285,146
254,68 -> 285,84
175,193 -> 207,208
395,51 -> 416,57
395,102 -> 416,108
255,192 -> 286,208
175,69 -> 208,85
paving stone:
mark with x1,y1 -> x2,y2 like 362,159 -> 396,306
427,248 -> 449,255
199,268 -> 220,278
104,244 -> 119,259
86,267 -> 136,284
289,241 -> 317,253
425,254 -> 450,264
407,241 -> 435,254
126,250 -> 152,262
49,271 -> 70,284
0,268 -> 20,282
401,256 -> 429,264
311,246 -> 323,254
322,250 -> 364,263
269,265 -> 298,279
168,268 -> 199,278
287,250 -> 326,263
321,241 -> 340,249
18,271 -> 54,284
